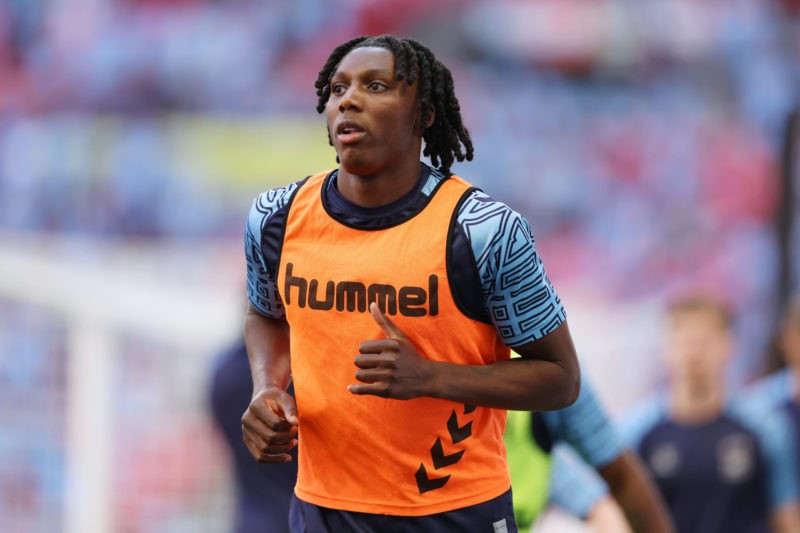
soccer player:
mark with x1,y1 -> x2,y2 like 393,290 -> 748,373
772,297 -> 800,431
241,34 -> 580,532
621,293 -> 800,533
749,295 -> 800,408
506,374 -> 674,532
745,295 -> 800,473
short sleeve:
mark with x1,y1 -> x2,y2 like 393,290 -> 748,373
456,191 -> 566,346
245,182 -> 300,318
541,375 -> 624,468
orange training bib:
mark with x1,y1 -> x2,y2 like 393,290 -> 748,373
278,170 -> 511,515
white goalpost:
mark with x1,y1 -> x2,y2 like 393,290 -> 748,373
0,232 -> 242,533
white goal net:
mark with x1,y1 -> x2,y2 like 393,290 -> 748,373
0,232 -> 243,533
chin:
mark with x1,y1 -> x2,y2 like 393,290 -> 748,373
339,157 -> 379,177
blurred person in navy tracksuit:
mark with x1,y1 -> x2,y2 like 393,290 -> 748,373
209,339 -> 297,533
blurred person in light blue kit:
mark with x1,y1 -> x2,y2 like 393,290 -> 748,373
507,373 -> 674,532
768,296 -> 800,428
621,293 -> 800,533
745,294 -> 800,463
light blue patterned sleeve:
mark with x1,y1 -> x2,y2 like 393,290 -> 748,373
457,191 -> 566,347
244,183 -> 299,319
541,375 -> 624,468
548,443 -> 610,519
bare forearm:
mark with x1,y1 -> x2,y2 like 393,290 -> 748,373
244,306 -> 292,393
425,356 -> 579,411
351,307 -> 580,407
426,321 -> 579,410
601,452 -> 675,533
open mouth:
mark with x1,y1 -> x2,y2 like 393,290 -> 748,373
336,123 -> 366,144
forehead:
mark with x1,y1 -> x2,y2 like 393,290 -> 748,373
668,308 -> 728,332
332,46 -> 396,77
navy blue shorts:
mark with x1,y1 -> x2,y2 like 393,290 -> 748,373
288,489 -> 518,533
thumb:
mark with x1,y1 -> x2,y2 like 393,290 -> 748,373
369,301 -> 405,339
279,394 -> 299,426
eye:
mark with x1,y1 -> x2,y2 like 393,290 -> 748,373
367,81 -> 386,92
331,83 -> 346,96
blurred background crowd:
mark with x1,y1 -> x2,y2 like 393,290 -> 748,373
2,0 -> 799,531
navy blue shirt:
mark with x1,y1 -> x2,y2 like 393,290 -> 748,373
621,399 -> 799,533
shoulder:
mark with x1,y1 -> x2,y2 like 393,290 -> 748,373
247,180 -> 306,233
741,369 -> 794,412
454,189 -> 532,256
245,178 -> 310,284
728,397 -> 793,443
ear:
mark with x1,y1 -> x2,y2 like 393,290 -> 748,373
414,104 -> 435,134
422,104 -> 435,128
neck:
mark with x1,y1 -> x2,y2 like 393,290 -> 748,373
670,379 -> 725,424
336,158 -> 423,207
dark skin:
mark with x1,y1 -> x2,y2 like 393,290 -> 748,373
241,46 -> 581,464
599,450 -> 676,533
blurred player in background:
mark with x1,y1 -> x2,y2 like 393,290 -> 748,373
241,34 -> 580,532
741,303 -> 800,411
507,373 -> 674,532
771,296 -> 800,432
745,294 -> 800,463
208,339 -> 296,533
621,293 -> 800,533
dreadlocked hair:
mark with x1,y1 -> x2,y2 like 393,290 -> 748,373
314,34 -> 473,176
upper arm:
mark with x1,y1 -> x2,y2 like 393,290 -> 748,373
512,322 -> 580,388
455,191 -> 566,346
245,183 -> 300,319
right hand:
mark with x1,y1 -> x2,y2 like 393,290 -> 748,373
241,386 -> 299,463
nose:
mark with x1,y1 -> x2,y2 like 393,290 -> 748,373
338,86 -> 362,112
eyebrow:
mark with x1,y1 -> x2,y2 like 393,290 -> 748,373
331,68 -> 394,80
